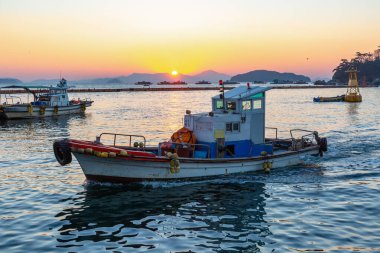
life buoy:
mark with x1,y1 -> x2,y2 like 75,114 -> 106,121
53,140 -> 72,165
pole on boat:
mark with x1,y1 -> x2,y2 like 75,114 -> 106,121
219,80 -> 225,111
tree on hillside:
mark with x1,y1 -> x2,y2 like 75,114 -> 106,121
332,50 -> 380,84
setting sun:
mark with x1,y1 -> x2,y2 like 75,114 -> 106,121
171,70 -> 178,76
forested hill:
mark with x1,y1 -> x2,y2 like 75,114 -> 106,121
0,78 -> 23,85
333,51 -> 380,84
231,70 -> 310,82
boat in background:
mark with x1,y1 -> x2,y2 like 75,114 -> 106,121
223,80 -> 239,85
134,81 -> 152,86
313,95 -> 345,102
54,84 -> 327,184
314,66 -> 362,103
195,80 -> 211,85
157,81 -> 188,85
0,78 -> 93,120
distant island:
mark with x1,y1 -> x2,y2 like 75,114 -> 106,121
1,69 -> 315,86
332,47 -> 380,85
231,70 -> 311,83
0,78 -> 23,85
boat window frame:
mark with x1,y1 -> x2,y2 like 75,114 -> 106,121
226,101 -> 236,111
226,122 -> 240,133
242,100 -> 252,111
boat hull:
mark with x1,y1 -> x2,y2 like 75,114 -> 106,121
72,147 -> 319,183
0,101 -> 93,119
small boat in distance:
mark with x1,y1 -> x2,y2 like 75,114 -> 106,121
134,81 -> 152,85
223,80 -> 239,85
54,84 -> 327,184
0,78 -> 93,120
195,80 -> 211,84
157,81 -> 188,85
313,95 -> 345,102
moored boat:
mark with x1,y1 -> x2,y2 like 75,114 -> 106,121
134,81 -> 152,85
223,80 -> 239,85
313,95 -> 345,102
195,80 -> 211,84
0,78 -> 93,119
157,80 -> 188,85
54,84 -> 327,184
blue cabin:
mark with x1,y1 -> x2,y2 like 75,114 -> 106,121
184,85 -> 272,158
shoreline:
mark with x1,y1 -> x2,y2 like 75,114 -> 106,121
0,85 -> 378,94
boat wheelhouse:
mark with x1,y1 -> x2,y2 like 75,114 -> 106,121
54,84 -> 327,184
0,78 -> 93,119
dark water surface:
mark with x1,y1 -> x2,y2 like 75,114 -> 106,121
1,88 -> 380,252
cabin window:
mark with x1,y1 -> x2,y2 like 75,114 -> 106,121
62,95 -> 65,98
233,122 -> 240,131
226,101 -> 236,110
226,123 -> 232,132
253,100 -> 262,109
226,122 -> 240,132
242,100 -> 251,110
216,100 -> 224,109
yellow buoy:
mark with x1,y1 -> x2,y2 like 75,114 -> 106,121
119,150 -> 129,156
344,66 -> 362,103
99,152 -> 108,158
85,148 -> 93,154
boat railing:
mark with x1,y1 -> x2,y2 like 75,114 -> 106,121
265,127 -> 278,139
290,129 -> 318,149
98,133 -> 146,149
159,142 -> 211,159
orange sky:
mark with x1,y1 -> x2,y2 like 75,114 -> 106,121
1,0 -> 380,81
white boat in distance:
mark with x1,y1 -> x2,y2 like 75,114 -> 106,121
54,84 -> 327,184
0,78 -> 93,119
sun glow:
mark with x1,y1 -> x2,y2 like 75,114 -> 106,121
171,70 -> 178,76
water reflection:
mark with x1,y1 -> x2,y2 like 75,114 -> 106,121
347,102 -> 359,115
55,182 -> 270,252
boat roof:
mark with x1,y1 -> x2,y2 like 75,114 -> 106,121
212,85 -> 271,100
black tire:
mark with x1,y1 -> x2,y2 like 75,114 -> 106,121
320,138 -> 327,152
53,140 -> 72,165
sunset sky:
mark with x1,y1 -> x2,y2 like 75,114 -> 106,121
1,0 -> 380,81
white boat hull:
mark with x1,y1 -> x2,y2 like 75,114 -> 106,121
72,147 -> 319,183
0,102 -> 92,119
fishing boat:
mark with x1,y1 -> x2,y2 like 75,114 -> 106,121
223,80 -> 240,85
313,95 -> 345,102
195,80 -> 211,85
134,81 -> 152,86
0,78 -> 93,120
157,81 -> 188,85
54,84 -> 327,184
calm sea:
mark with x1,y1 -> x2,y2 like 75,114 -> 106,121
1,87 -> 380,252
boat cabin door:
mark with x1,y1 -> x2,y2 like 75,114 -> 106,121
214,130 -> 225,158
